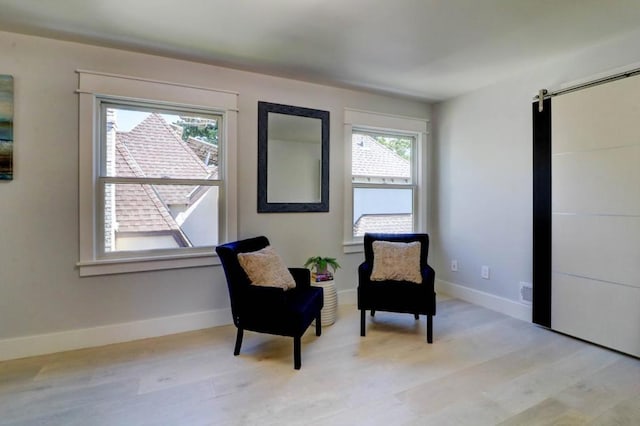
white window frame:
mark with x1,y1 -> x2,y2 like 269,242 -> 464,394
343,108 -> 429,253
77,70 -> 238,276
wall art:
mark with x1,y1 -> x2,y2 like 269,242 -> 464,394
0,75 -> 13,181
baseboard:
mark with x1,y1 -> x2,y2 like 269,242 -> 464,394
1,287 -> 435,362
436,279 -> 532,322
0,308 -> 232,362
338,283 -> 531,322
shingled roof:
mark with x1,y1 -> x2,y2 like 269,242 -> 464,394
352,134 -> 413,234
113,113 -> 215,240
352,134 -> 410,179
114,143 -> 182,235
353,213 -> 413,236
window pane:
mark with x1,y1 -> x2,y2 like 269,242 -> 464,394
353,187 -> 413,236
104,183 -> 219,253
103,105 -> 220,180
352,132 -> 412,183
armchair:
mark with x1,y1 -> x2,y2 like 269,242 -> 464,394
358,233 -> 436,342
216,236 -> 323,369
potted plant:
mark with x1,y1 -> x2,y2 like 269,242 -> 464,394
304,256 -> 341,281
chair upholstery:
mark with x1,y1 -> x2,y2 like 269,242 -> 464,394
216,236 -> 323,369
358,233 -> 436,342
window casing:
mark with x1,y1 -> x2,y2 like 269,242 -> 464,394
77,70 -> 238,276
344,109 -> 428,252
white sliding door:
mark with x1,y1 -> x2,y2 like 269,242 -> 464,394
551,75 -> 640,357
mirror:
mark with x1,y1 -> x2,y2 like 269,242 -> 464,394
258,101 -> 329,212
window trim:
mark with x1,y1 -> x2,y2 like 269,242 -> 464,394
343,108 -> 429,253
77,70 -> 238,276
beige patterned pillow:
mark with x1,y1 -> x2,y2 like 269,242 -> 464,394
237,245 -> 296,290
370,241 -> 422,284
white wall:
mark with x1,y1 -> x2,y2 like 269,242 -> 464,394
432,28 -> 640,313
0,30 -> 429,358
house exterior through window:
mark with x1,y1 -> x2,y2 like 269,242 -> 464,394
101,105 -> 222,254
352,131 -> 415,237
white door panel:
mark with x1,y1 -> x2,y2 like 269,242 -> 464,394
552,273 -> 640,357
551,73 -> 640,358
552,145 -> 640,215
552,214 -> 640,289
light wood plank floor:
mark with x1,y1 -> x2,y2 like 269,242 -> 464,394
1,296 -> 639,425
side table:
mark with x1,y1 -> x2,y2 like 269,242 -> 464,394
311,279 -> 338,326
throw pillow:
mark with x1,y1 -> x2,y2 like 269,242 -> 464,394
370,240 -> 422,284
237,245 -> 297,290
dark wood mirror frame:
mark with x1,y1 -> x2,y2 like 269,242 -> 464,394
257,101 -> 330,213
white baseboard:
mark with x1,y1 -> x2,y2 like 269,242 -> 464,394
338,284 -> 531,323
436,279 -> 532,322
0,308 -> 232,362
3,285 -> 516,362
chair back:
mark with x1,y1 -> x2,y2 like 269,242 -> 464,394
363,233 -> 430,270
215,236 -> 270,325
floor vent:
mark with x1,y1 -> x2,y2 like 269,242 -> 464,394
520,282 -> 533,304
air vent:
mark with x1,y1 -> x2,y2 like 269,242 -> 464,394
520,282 -> 533,304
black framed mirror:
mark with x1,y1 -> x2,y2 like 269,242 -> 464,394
258,101 -> 329,212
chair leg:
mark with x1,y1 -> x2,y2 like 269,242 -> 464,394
370,310 -> 376,317
360,309 -> 366,336
293,336 -> 301,370
234,328 -> 243,356
414,313 -> 419,320
316,312 -> 322,336
427,315 -> 433,343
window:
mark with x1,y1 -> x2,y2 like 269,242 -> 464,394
100,103 -> 222,254
344,109 -> 428,251
352,131 -> 415,237
78,71 -> 238,276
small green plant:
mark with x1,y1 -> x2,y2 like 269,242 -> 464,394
304,256 -> 341,274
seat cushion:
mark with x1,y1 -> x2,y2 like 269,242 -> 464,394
360,280 -> 431,314
241,286 -> 323,337
285,286 -> 324,329
370,240 -> 422,283
237,245 -> 296,290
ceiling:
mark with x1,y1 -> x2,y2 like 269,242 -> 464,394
2,0 -> 640,101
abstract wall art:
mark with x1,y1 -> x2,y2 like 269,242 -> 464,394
0,75 -> 14,181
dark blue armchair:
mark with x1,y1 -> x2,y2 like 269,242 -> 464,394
358,233 -> 436,342
216,236 -> 323,369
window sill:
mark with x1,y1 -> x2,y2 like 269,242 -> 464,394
77,252 -> 221,277
343,240 -> 364,254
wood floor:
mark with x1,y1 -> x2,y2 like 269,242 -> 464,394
1,296 -> 639,425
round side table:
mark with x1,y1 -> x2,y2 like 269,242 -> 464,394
312,279 -> 338,326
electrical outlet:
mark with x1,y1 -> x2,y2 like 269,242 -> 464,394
481,265 -> 490,280
451,259 -> 458,272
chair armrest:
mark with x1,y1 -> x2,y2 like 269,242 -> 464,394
289,267 -> 311,289
358,262 -> 372,286
421,265 -> 435,286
